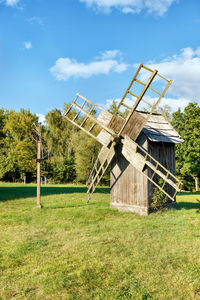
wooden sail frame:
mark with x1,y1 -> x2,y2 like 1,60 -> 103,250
63,63 -> 182,204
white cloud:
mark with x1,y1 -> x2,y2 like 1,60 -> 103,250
99,49 -> 122,60
80,0 -> 177,16
3,0 -> 20,6
37,114 -> 46,125
122,7 -> 136,14
144,96 -> 191,112
28,16 -> 44,26
23,41 -> 32,50
105,95 -> 190,114
143,47 -> 200,101
50,50 -> 128,81
159,97 -> 190,111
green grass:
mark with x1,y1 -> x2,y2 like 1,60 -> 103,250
0,182 -> 200,300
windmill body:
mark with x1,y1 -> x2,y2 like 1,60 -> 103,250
110,112 -> 183,215
64,63 -> 183,215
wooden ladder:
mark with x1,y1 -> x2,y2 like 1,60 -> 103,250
64,94 -> 115,143
87,144 -> 116,202
109,63 -> 172,140
122,135 -> 182,202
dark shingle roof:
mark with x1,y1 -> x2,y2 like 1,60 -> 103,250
139,112 -> 184,144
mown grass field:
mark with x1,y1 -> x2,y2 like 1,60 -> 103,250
0,182 -> 200,300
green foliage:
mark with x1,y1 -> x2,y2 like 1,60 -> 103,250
151,179 -> 167,211
0,109 -> 39,182
108,100 -> 129,118
73,130 -> 100,182
51,159 -> 76,183
172,102 -> 200,191
4,108 -> 38,142
0,101 -> 199,187
157,104 -> 172,121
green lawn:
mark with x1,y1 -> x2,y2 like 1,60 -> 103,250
0,182 -> 200,300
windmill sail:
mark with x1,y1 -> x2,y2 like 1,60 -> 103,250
64,94 -> 113,146
108,63 -> 172,141
86,143 -> 116,201
63,63 -> 182,204
122,135 -> 182,201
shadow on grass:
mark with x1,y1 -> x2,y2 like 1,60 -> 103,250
177,191 -> 200,211
0,186 -> 110,202
47,201 -> 104,209
178,192 -> 200,196
177,202 -> 200,210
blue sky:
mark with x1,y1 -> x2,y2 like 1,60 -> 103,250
0,0 -> 200,121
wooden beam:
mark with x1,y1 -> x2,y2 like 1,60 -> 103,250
76,93 -> 108,113
37,140 -> 42,208
118,69 -> 158,136
110,63 -> 144,118
71,102 -> 116,135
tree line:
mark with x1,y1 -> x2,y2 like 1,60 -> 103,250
0,102 -> 199,191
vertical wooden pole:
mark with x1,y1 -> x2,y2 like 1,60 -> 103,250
37,140 -> 42,208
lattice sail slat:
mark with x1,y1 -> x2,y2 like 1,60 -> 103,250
122,135 -> 182,202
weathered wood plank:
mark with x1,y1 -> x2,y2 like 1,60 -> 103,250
110,140 -> 149,209
122,111 -> 146,141
108,114 -> 125,134
122,135 -> 146,172
97,129 -> 112,147
97,110 -> 113,127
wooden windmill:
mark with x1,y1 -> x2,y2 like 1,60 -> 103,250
64,63 -> 183,215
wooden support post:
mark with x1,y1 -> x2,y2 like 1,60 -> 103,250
37,140 -> 42,208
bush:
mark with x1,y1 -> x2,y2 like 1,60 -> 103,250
151,179 -> 167,211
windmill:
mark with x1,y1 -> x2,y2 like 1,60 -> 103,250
64,63 -> 182,215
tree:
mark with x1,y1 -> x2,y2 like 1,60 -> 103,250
2,109 -> 39,182
108,100 -> 129,117
4,109 -> 39,142
15,140 -> 36,182
72,130 -> 100,182
45,107 -> 76,183
172,102 -> 200,191
157,104 -> 172,121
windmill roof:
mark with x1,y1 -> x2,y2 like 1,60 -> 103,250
138,112 -> 184,144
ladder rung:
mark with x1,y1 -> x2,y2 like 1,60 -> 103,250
128,91 -> 138,98
136,79 -> 161,96
73,112 -> 80,121
88,106 -> 94,114
64,105 -> 72,116
73,95 -> 79,103
121,102 -> 131,110
73,102 -> 86,121
142,65 -> 154,72
161,181 -> 166,189
151,162 -> 158,179
157,73 -> 170,82
80,117 -> 88,127
87,145 -> 115,195
89,123 -> 96,132
141,98 -> 153,107
167,178 -> 180,190
149,86 -> 161,96
136,79 -> 145,86
146,161 -> 180,191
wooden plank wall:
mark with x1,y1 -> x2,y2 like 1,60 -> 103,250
147,141 -> 176,205
110,134 -> 149,215
110,131 -> 176,214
